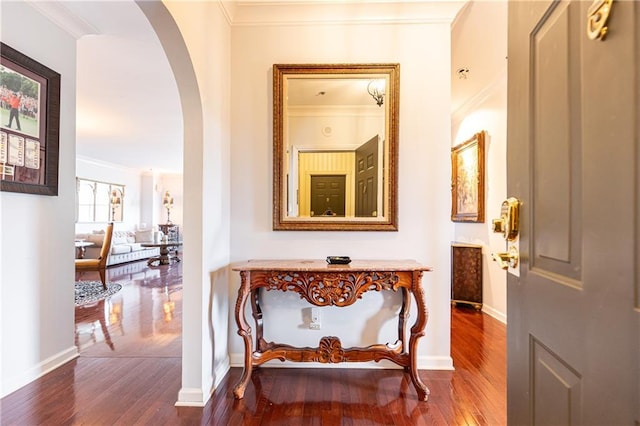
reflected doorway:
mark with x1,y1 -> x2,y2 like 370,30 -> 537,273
310,175 -> 346,216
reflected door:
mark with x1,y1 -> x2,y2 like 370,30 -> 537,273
310,175 -> 345,217
355,135 -> 378,217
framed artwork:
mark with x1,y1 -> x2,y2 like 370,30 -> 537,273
1,42 -> 61,196
451,130 -> 485,223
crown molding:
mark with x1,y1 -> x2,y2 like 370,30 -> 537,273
25,0 -> 466,32
451,0 -> 471,32
228,1 -> 467,26
25,0 -> 100,39
217,1 -> 236,26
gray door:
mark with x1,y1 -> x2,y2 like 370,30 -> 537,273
507,1 -> 639,424
310,175 -> 345,217
355,135 -> 378,217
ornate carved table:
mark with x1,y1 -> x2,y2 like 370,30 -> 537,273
231,259 -> 432,401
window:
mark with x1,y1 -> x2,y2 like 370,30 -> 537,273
76,178 -> 125,223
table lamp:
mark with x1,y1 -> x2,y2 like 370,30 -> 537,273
163,190 -> 174,224
110,190 -> 122,221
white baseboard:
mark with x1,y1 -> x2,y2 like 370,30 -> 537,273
213,356 -> 231,389
1,346 -> 78,398
175,388 -> 208,407
482,305 -> 507,324
175,357 -> 230,407
229,353 -> 454,370
423,355 -> 454,370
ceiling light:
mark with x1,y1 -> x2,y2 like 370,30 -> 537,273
457,68 -> 470,79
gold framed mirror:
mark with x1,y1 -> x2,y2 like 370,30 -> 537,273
273,63 -> 399,231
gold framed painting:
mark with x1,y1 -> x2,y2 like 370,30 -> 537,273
451,131 -> 485,223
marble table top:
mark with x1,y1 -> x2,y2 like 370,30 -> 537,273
231,259 -> 432,272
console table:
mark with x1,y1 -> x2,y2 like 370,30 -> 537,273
231,259 -> 432,401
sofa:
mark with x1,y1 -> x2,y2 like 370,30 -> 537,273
76,228 -> 160,266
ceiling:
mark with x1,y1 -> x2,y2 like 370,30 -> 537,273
27,1 -> 183,173
46,1 -> 183,173
30,0 -> 503,174
288,78 -> 385,107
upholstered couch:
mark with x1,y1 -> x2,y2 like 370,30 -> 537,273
76,229 -> 160,266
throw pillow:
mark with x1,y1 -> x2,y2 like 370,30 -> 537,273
87,233 -> 105,245
135,229 -> 153,243
112,232 -> 129,246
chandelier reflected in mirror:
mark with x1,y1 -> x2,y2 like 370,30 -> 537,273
367,79 -> 386,107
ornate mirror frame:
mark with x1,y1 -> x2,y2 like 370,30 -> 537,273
273,63 -> 399,231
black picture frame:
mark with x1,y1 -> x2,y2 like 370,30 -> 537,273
1,42 -> 60,196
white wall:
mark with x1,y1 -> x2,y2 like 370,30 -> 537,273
143,1 -> 232,406
230,23 -> 455,369
140,172 -> 158,228
451,0 -> 508,322
1,1 -> 78,397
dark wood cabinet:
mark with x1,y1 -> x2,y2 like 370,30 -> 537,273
451,243 -> 483,310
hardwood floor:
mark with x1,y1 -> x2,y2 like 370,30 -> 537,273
1,260 -> 506,425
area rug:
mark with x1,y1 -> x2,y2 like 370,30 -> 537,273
75,281 -> 122,306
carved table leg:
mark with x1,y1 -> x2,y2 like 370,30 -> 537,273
398,287 -> 411,367
251,288 -> 267,352
408,270 -> 430,401
233,271 -> 253,399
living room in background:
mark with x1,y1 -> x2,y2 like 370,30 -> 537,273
76,177 -> 125,223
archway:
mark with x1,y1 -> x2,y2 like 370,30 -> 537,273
136,1 -> 208,406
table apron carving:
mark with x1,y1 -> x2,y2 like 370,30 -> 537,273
256,270 -> 406,306
232,260 -> 431,402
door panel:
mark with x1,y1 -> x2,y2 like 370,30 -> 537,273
532,337 -> 582,425
532,0 -> 583,278
355,135 -> 378,217
508,0 -> 639,424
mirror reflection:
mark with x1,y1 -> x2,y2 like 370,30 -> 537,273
273,64 -> 399,231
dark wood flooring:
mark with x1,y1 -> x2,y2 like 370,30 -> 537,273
1,260 -> 506,425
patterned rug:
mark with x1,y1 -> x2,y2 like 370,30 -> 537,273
75,281 -> 122,306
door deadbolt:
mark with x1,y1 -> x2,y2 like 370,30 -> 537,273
492,197 -> 520,241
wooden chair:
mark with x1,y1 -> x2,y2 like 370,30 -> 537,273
75,222 -> 114,290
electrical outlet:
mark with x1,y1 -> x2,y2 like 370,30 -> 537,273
310,307 -> 321,329
311,307 -> 321,323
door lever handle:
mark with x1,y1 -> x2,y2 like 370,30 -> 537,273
492,246 -> 519,270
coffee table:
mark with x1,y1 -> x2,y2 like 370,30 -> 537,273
141,242 -> 182,266
74,241 -> 94,259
